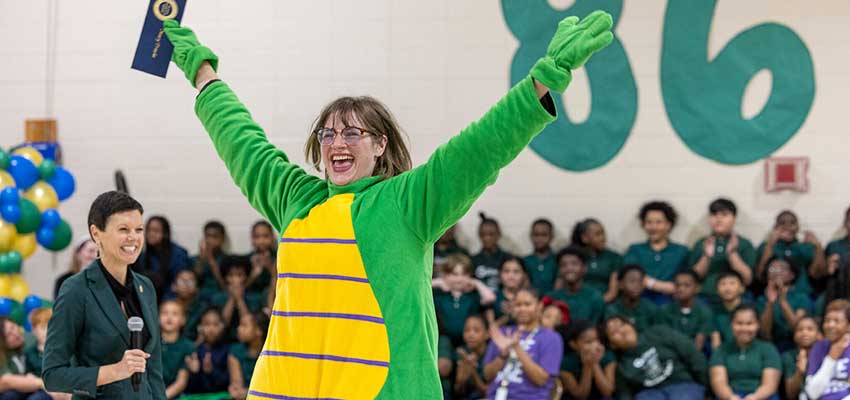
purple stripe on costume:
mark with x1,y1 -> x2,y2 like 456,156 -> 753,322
247,390 -> 340,400
261,350 -> 390,367
277,273 -> 369,283
271,310 -> 384,324
279,238 -> 357,244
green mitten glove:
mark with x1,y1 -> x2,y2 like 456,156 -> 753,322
530,10 -> 614,93
162,19 -> 219,87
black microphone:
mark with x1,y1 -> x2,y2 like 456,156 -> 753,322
127,317 -> 144,392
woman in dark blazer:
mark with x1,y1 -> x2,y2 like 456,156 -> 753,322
43,191 -> 166,399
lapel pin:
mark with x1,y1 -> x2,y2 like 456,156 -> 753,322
139,285 -> 144,293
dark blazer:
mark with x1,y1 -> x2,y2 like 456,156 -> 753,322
43,262 -> 166,399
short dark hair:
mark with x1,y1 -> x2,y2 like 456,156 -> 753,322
674,269 -> 702,284
709,198 -> 737,216
760,256 -> 800,284
556,245 -> 589,265
731,303 -> 759,321
564,319 -> 597,343
531,218 -> 554,232
251,220 -> 273,234
639,201 -> 678,227
87,191 -> 144,239
517,287 -> 541,301
499,256 -> 529,275
618,264 -> 645,281
223,255 -> 251,277
203,220 -> 226,235
716,270 -> 744,287
478,212 -> 501,234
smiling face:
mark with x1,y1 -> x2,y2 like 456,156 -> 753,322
794,318 -> 820,349
499,259 -> 526,290
511,290 -> 542,326
709,210 -> 736,236
642,210 -> 672,243
319,113 -> 387,186
775,211 -> 799,242
91,210 -> 144,267
559,254 -> 585,285
731,308 -> 759,346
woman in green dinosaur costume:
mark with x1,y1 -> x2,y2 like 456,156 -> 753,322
163,11 -> 613,400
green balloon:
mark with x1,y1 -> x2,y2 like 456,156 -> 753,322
5,251 -> 21,273
38,159 -> 56,180
14,199 -> 40,234
0,253 -> 8,274
8,300 -> 24,326
0,148 -> 8,169
40,299 -> 53,309
46,219 -> 72,251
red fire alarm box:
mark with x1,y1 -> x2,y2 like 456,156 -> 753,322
765,157 -> 809,192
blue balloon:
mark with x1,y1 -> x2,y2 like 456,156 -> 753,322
46,166 -> 75,201
23,295 -> 41,313
0,203 -> 20,223
0,187 -> 18,205
40,209 -> 60,229
0,298 -> 12,316
36,227 -> 55,247
7,155 -> 38,190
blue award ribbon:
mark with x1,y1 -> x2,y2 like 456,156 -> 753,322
131,0 -> 187,78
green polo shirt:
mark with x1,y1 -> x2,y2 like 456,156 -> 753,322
709,339 -> 781,394
712,301 -> 749,345
614,325 -> 707,396
624,242 -> 689,282
657,301 -> 714,338
438,334 -> 454,399
781,348 -> 803,379
546,285 -> 604,323
162,336 -> 195,385
492,289 -> 515,323
561,350 -> 615,399
604,298 -> 658,331
523,250 -> 558,294
433,289 -> 482,345
584,249 -> 623,296
756,292 -> 813,350
230,343 -> 259,386
688,235 -> 756,298
756,240 -> 815,294
826,236 -> 850,258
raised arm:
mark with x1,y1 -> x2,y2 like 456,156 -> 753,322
163,21 -> 326,231
388,11 -> 614,243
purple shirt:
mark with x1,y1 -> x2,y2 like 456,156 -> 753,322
807,339 -> 850,400
484,326 -> 563,399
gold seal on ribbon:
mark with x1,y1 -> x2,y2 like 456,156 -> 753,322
152,0 -> 178,21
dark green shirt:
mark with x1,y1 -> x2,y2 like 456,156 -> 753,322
2,333 -> 35,376
756,292 -> 812,351
191,253 -> 228,299
229,343 -> 259,386
624,241 -> 689,283
182,296 -> 207,342
826,236 -> 850,258
546,285 -> 604,323
162,337 -> 195,386
657,301 -> 714,338
23,335 -> 42,377
614,325 -> 707,397
781,348 -> 802,379
471,248 -> 513,291
709,339 -> 781,394
604,298 -> 658,331
210,291 -> 265,342
560,350 -> 615,400
245,250 -> 275,295
438,335 -> 453,400
756,240 -> 815,294
712,301 -> 746,345
584,249 -> 623,296
523,250 -> 557,294
688,235 -> 756,298
433,289 -> 482,345
491,290 -> 515,323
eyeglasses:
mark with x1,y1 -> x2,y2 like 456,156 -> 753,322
315,126 -> 377,146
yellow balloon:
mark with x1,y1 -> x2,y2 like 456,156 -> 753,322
23,181 -> 58,212
12,234 -> 36,259
0,220 -> 16,253
12,147 -> 43,166
0,170 -> 14,190
0,275 -> 11,298
8,274 -> 29,302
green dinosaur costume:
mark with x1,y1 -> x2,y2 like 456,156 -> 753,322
164,11 -> 612,399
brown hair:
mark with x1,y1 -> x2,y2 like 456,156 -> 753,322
304,96 -> 412,180
826,299 -> 850,316
29,308 -> 52,328
441,253 -> 474,276
161,299 -> 186,316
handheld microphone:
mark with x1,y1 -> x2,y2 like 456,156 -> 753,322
127,317 -> 145,392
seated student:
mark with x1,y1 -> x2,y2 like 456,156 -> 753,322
185,307 -> 230,395
783,316 -> 821,400
211,255 -> 265,342
434,224 -> 470,266
757,257 -> 813,352
523,218 -> 558,294
709,304 -> 782,400
657,270 -> 713,351
540,297 -> 569,331
624,201 -> 689,305
160,300 -> 195,399
22,310 -> 67,400
437,334 -> 454,400
471,213 -> 514,292
170,269 -> 207,343
489,257 -> 530,325
571,218 -> 623,303
824,206 -> 850,268
191,220 -> 231,300
546,246 -> 604,323
244,220 -> 276,297
712,271 -> 749,348
132,215 -> 192,301
227,312 -> 269,400
433,253 -> 495,346
756,210 -> 825,296
604,265 -> 658,331
803,299 -> 850,399
0,317 -> 54,400
604,315 -> 707,400
688,198 -> 756,303
453,315 -> 490,400
483,288 -> 563,400
559,320 -> 616,400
